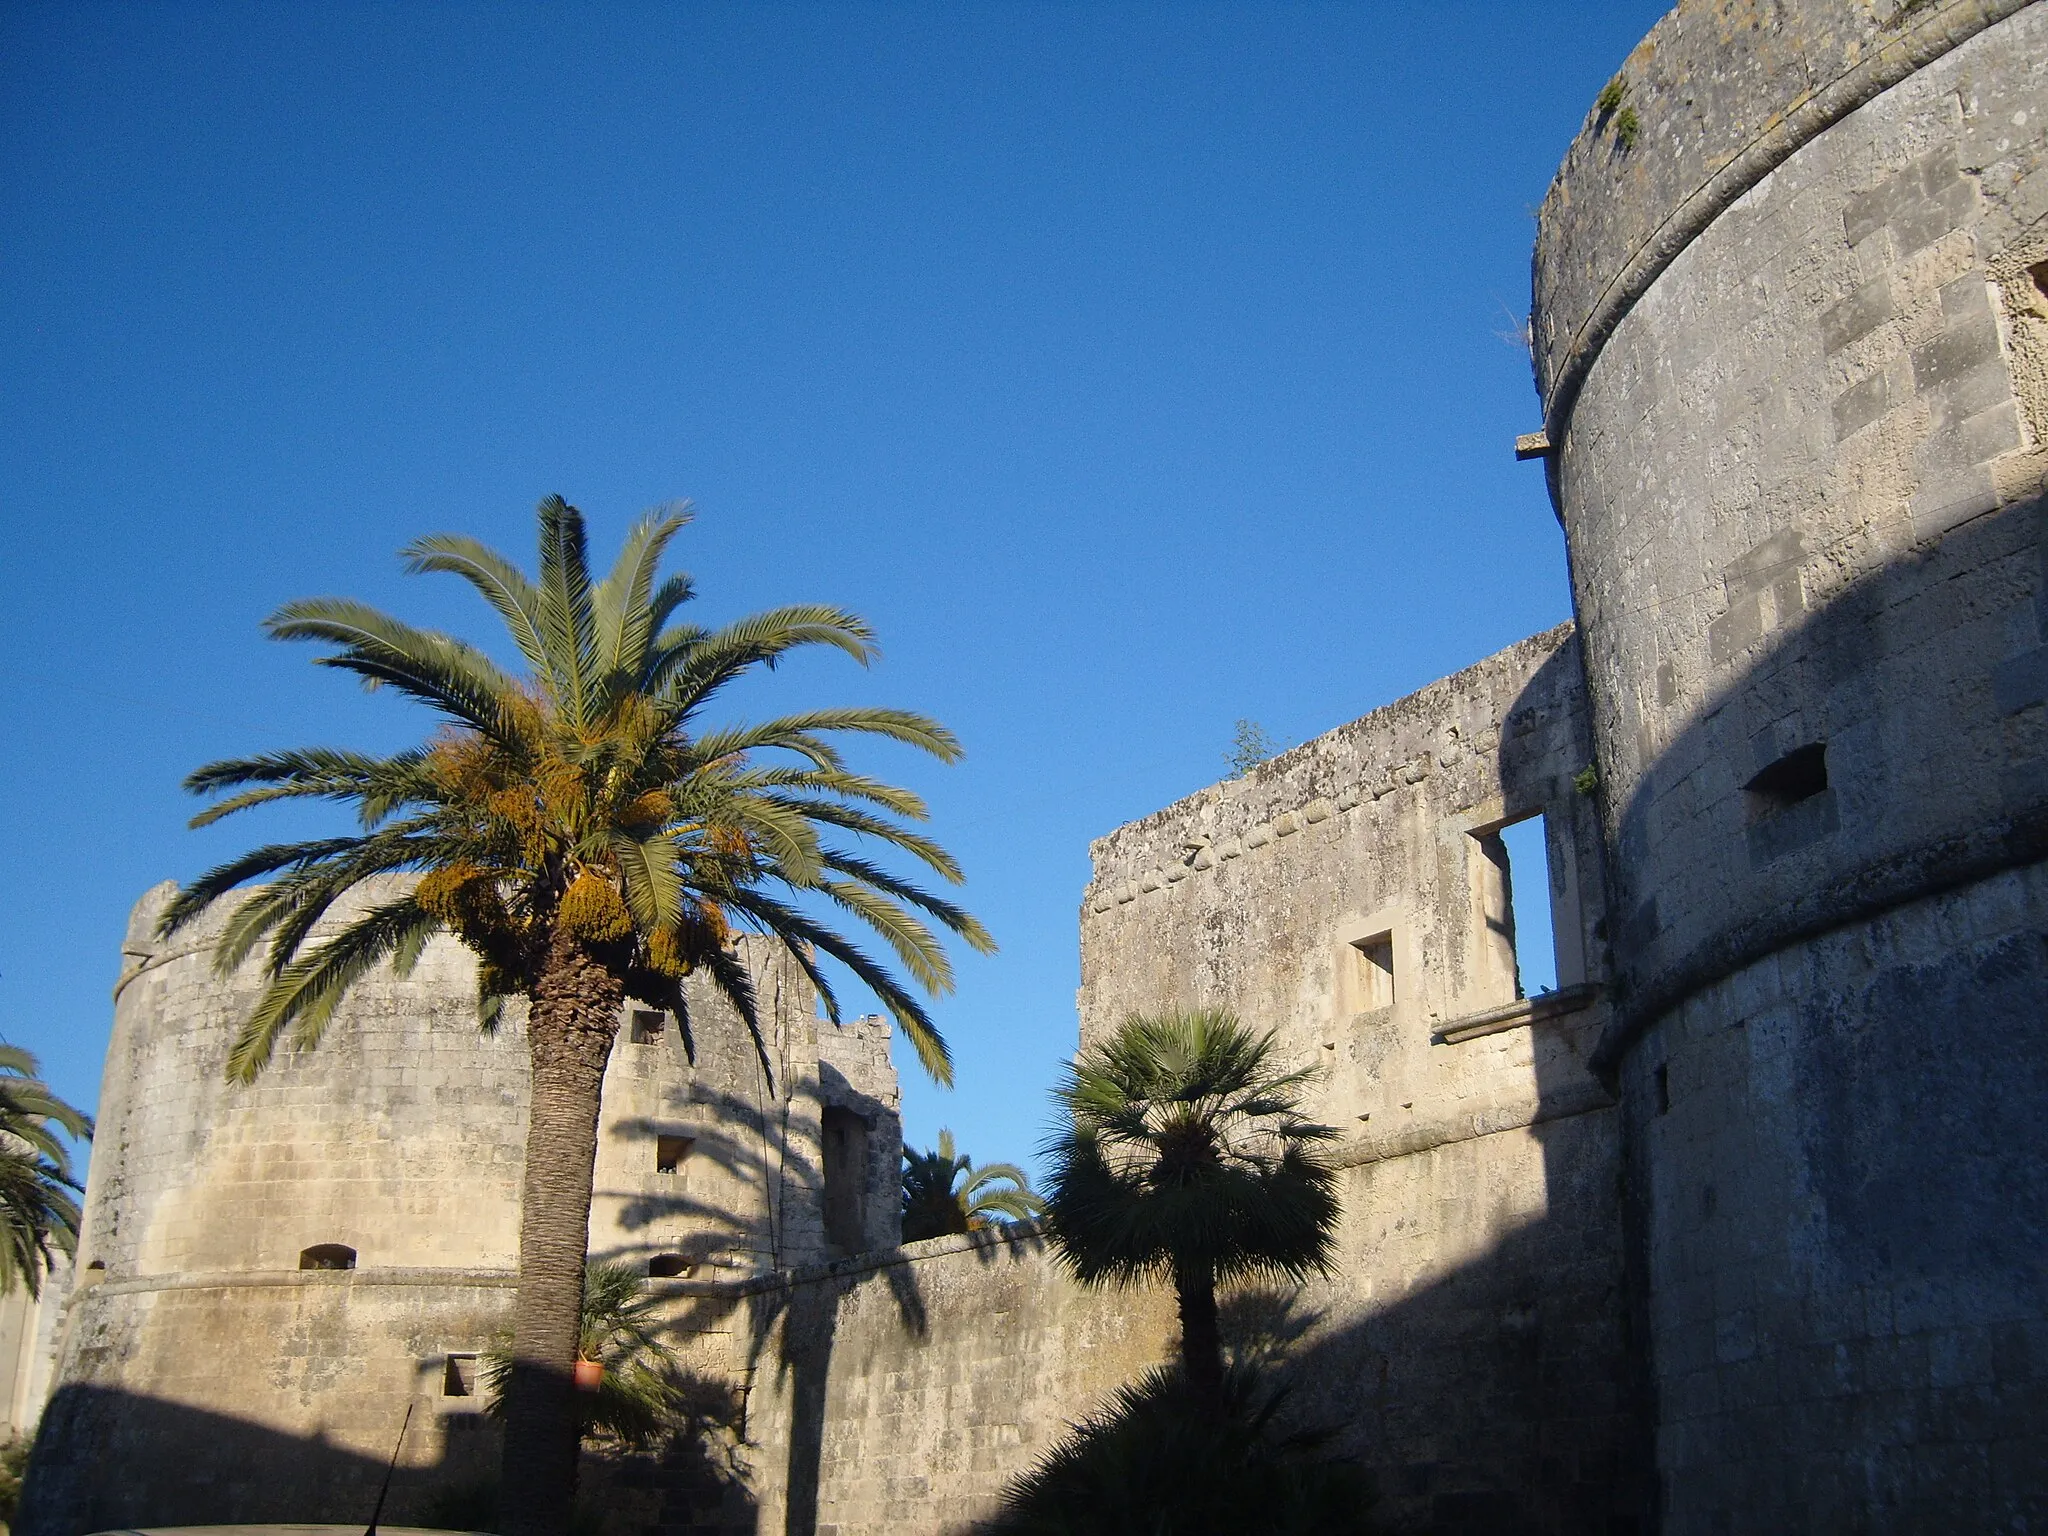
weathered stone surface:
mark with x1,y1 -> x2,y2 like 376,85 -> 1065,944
1537,2 -> 2048,1528
1078,627 -> 1649,1534
20,879 -> 901,1535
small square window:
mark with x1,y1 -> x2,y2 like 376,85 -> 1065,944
630,1010 -> 666,1045
443,1354 -> 479,1397
1351,934 -> 1395,1010
656,1134 -> 694,1174
1745,742 -> 1828,808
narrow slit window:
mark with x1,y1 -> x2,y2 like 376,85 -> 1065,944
443,1354 -> 479,1397
1745,742 -> 1828,807
648,1253 -> 693,1278
630,1010 -> 666,1045
656,1134 -> 694,1174
1496,815 -> 1557,998
299,1244 -> 356,1271
1350,934 -> 1395,1010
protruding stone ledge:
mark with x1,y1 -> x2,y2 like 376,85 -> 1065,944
1431,983 -> 1602,1045
1328,1076 -> 1617,1173
77,1265 -> 522,1299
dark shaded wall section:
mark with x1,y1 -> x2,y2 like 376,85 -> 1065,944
1535,2 -> 2048,1527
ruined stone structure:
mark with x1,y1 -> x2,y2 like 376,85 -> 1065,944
17,2 -> 2048,1532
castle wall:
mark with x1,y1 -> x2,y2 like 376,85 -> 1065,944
1077,627 -> 1649,1533
671,1225 -> 1178,1536
21,880 -> 902,1535
1534,0 -> 2048,1526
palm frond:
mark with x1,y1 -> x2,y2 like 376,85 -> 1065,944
401,532 -> 551,673
266,597 -> 518,736
593,507 -> 690,686
226,898 -> 439,1082
533,495 -> 599,728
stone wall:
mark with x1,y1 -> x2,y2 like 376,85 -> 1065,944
1531,0 -> 2034,442
679,1225 -> 1179,1536
20,879 -> 902,1536
1534,0 -> 2048,1527
1078,628 -> 1650,1533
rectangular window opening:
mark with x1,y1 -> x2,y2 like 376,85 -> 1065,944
1745,742 -> 1828,808
821,1106 -> 871,1256
1494,814 -> 1558,1000
443,1353 -> 479,1397
656,1134 -> 694,1174
630,1010 -> 666,1045
1349,934 -> 1395,1011
1655,1064 -> 1671,1116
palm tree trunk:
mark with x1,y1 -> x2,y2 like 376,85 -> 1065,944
499,931 -> 623,1536
1175,1260 -> 1225,1419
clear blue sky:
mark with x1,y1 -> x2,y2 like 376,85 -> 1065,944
1,1 -> 1660,1183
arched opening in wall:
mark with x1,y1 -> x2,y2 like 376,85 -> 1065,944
299,1244 -> 356,1271
647,1253 -> 694,1278
821,1106 -> 871,1255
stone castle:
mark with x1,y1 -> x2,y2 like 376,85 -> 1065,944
17,1 -> 2048,1531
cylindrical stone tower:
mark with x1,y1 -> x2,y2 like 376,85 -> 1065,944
1533,1 -> 2048,1529
21,879 -> 901,1534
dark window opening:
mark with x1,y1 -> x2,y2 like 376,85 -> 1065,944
1655,1064 -> 1671,1115
443,1354 -> 478,1397
299,1244 -> 356,1271
2029,258 -> 2048,303
85,1259 -> 105,1271
630,1010 -> 665,1045
821,1106 -> 871,1255
655,1134 -> 694,1174
648,1253 -> 693,1278
1745,742 -> 1828,807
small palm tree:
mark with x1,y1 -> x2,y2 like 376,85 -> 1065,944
485,1259 -> 684,1450
0,1047 -> 91,1297
900,1129 -> 1042,1242
159,498 -> 991,1536
1044,1010 -> 1340,1418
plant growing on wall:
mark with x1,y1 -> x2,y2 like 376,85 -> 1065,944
159,497 -> 991,1536
0,1046 -> 90,1297
900,1128 -> 1043,1241
1042,1009 -> 1340,1418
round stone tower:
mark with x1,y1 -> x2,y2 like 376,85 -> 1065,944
1532,0 -> 2048,1528
23,880 -> 902,1534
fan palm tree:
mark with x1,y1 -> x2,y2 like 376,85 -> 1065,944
900,1128 -> 1042,1241
158,497 -> 991,1536
1043,1010 -> 1340,1418
0,1047 -> 91,1297
483,1258 -> 686,1451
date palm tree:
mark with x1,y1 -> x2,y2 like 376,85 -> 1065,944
0,1047 -> 91,1297
900,1128 -> 1042,1241
1043,1010 -> 1340,1418
159,497 -> 991,1536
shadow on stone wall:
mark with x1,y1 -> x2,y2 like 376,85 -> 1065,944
18,1371 -> 764,1536
18,1382 -> 485,1536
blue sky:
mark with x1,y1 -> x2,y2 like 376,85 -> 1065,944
1,1 -> 1659,1182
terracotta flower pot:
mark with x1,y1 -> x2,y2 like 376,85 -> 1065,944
574,1358 -> 604,1392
